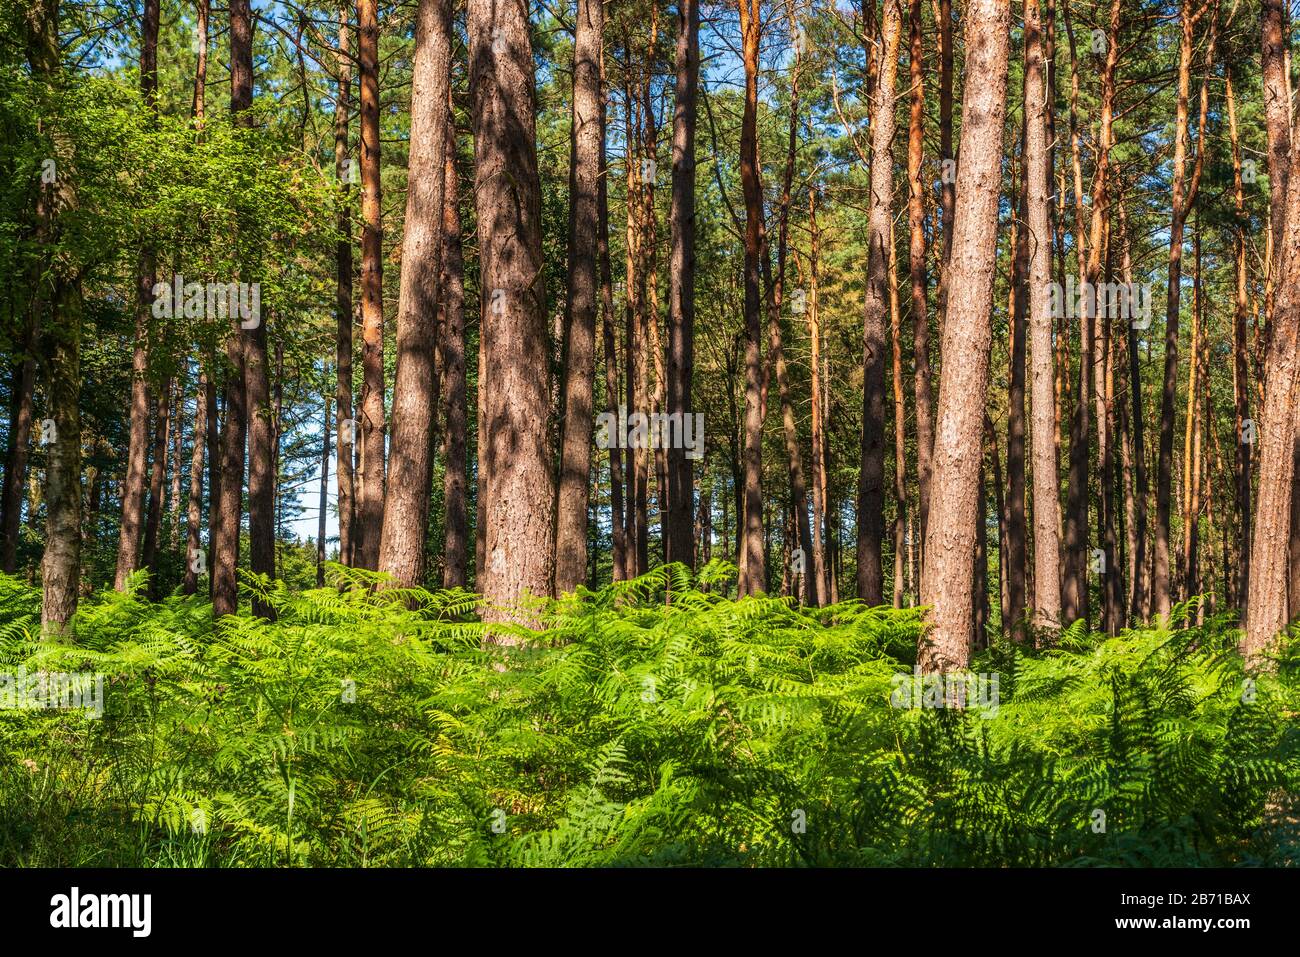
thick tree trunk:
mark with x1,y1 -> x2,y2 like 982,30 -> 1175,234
440,110 -> 469,590
211,344 -> 246,618
212,0 -> 256,618
808,189 -> 829,605
737,0 -> 766,596
1025,0 -> 1062,629
1244,0 -> 1300,657
39,276 -> 82,635
554,0 -> 604,592
27,0 -> 82,634
114,0 -> 159,592
665,0 -> 699,571
1,329 -> 35,573
856,0 -> 901,606
239,4 -> 274,618
378,0 -> 451,589
334,2 -> 355,567
468,0 -> 555,625
935,0 -> 955,328
354,0 -> 386,570
1244,133 -> 1300,659
906,0 -> 933,569
1006,122 -> 1029,637
1154,0 -> 1212,619
889,222 -> 907,609
918,0 -> 1011,673
1226,73 -> 1252,613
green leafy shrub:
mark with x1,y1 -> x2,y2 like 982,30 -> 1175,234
0,567 -> 1296,867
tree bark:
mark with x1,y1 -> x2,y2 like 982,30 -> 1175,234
354,0 -> 386,570
906,0 -> 933,569
599,45 -> 626,582
141,376 -> 171,589
212,0 -> 255,618
317,392 -> 331,586
27,0 -> 82,635
554,0 -> 604,592
918,0 -> 1011,673
334,2 -> 355,567
1154,0 -> 1212,619
182,365 -> 208,594
1226,72 -> 1252,613
737,0 -> 766,596
665,0 -> 699,572
440,108 -> 469,590
114,0 -> 159,592
1,322 -> 36,573
1025,0 -> 1062,630
807,188 -> 830,605
1244,0 -> 1300,656
468,0 -> 555,625
378,0 -> 452,589
856,0 -> 901,606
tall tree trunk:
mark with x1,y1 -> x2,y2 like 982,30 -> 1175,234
141,377 -> 172,589
1100,232 -> 1123,634
317,392 -> 331,586
665,0 -> 699,571
378,0 -> 451,588
168,372 -> 184,544
622,65 -> 648,579
935,0 -> 955,326
555,0 -> 604,591
1115,199 -> 1149,621
906,0 -> 933,568
440,109 -> 469,589
239,5 -> 274,618
918,0 -> 1011,673
354,0 -> 386,570
182,365 -> 208,594
600,50 -> 626,582
1244,132 -> 1300,659
1182,222 -> 1204,601
737,0 -> 766,596
114,0 -> 159,592
212,0 -> 256,618
765,8 -> 815,605
28,0 -> 82,635
856,0 -> 900,605
1226,72 -> 1252,613
334,2 -> 355,567
1154,0 -> 1212,619
468,0 -> 555,625
1,325 -> 36,573
807,190 -> 830,605
1006,119 -> 1029,637
204,359 -> 220,598
889,221 -> 907,610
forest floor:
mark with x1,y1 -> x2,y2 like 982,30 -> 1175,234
0,565 -> 1297,867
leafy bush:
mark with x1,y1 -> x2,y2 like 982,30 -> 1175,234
0,565 -> 1296,867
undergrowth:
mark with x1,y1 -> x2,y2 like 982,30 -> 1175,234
0,563 -> 1297,867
